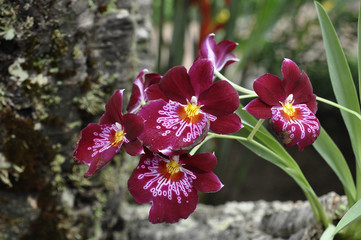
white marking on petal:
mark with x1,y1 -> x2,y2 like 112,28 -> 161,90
89,123 -> 124,157
156,100 -> 214,143
138,155 -> 196,204
271,104 -> 320,141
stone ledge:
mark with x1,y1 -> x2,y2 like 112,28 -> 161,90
120,192 -> 346,240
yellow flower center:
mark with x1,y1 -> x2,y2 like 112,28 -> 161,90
113,130 -> 124,145
111,122 -> 125,146
181,96 -> 202,123
166,156 -> 181,175
280,94 -> 296,117
185,102 -> 202,119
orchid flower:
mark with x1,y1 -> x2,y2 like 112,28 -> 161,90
128,149 -> 223,223
137,59 -> 243,152
73,90 -> 144,177
127,69 -> 163,114
244,59 -> 320,150
195,33 -> 239,72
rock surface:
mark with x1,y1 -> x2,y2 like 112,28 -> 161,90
0,0 -> 153,239
120,192 -> 346,240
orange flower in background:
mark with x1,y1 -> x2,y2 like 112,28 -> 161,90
191,0 -> 232,48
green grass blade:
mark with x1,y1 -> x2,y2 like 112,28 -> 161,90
320,224 -> 336,240
334,199 -> 361,235
315,2 -> 360,109
313,127 -> 356,205
237,107 -> 329,226
315,1 -> 361,198
358,2 -> 361,100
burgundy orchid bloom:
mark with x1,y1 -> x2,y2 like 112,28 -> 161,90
126,69 -> 164,114
128,150 -> 223,223
137,59 -> 243,152
73,90 -> 144,178
195,33 -> 239,72
244,59 -> 320,150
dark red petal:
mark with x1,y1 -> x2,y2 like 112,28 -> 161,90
281,59 -> 301,93
127,153 -> 199,223
123,139 -> 144,156
305,94 -> 318,114
198,80 -> 239,117
181,152 -> 217,172
83,146 -> 118,178
144,73 -> 162,88
99,112 -> 112,125
197,33 -> 217,63
244,98 -> 272,119
292,72 -> 313,100
253,73 -> 285,106
127,70 -> 147,113
160,66 -> 194,104
196,33 -> 238,72
192,172 -> 223,193
145,84 -> 169,102
214,39 -> 239,71
138,100 -> 209,152
99,90 -> 124,124
210,113 -> 243,134
73,123 -> 119,177
123,113 -> 144,141
188,59 -> 214,97
126,85 -> 142,113
149,189 -> 198,223
73,123 -> 102,165
127,154 -> 155,204
295,119 -> 321,151
83,156 -> 100,178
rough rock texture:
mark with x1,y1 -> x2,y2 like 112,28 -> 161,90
0,0 -> 153,239
121,192 -> 347,240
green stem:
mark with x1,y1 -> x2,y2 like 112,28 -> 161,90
248,119 -> 265,141
317,96 -> 361,121
206,132 -> 330,227
214,69 -> 256,95
239,94 -> 258,100
156,0 -> 165,73
189,135 -> 215,155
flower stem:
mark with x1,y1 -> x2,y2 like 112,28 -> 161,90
189,135 -> 215,155
156,0 -> 165,73
248,119 -> 265,141
239,94 -> 258,100
206,132 -> 330,227
317,96 -> 361,121
214,69 -> 256,95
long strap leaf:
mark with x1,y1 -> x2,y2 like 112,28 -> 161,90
315,1 -> 361,198
313,128 -> 356,205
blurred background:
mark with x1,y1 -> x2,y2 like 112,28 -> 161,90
0,0 -> 360,239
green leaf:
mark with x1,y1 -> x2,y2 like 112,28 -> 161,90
320,224 -> 336,240
313,128 -> 356,205
238,107 -> 300,170
237,108 -> 329,225
315,2 -> 361,175
358,2 -> 361,100
334,199 -> 361,235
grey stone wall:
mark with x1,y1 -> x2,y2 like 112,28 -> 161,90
121,192 -> 346,240
0,0 -> 153,239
